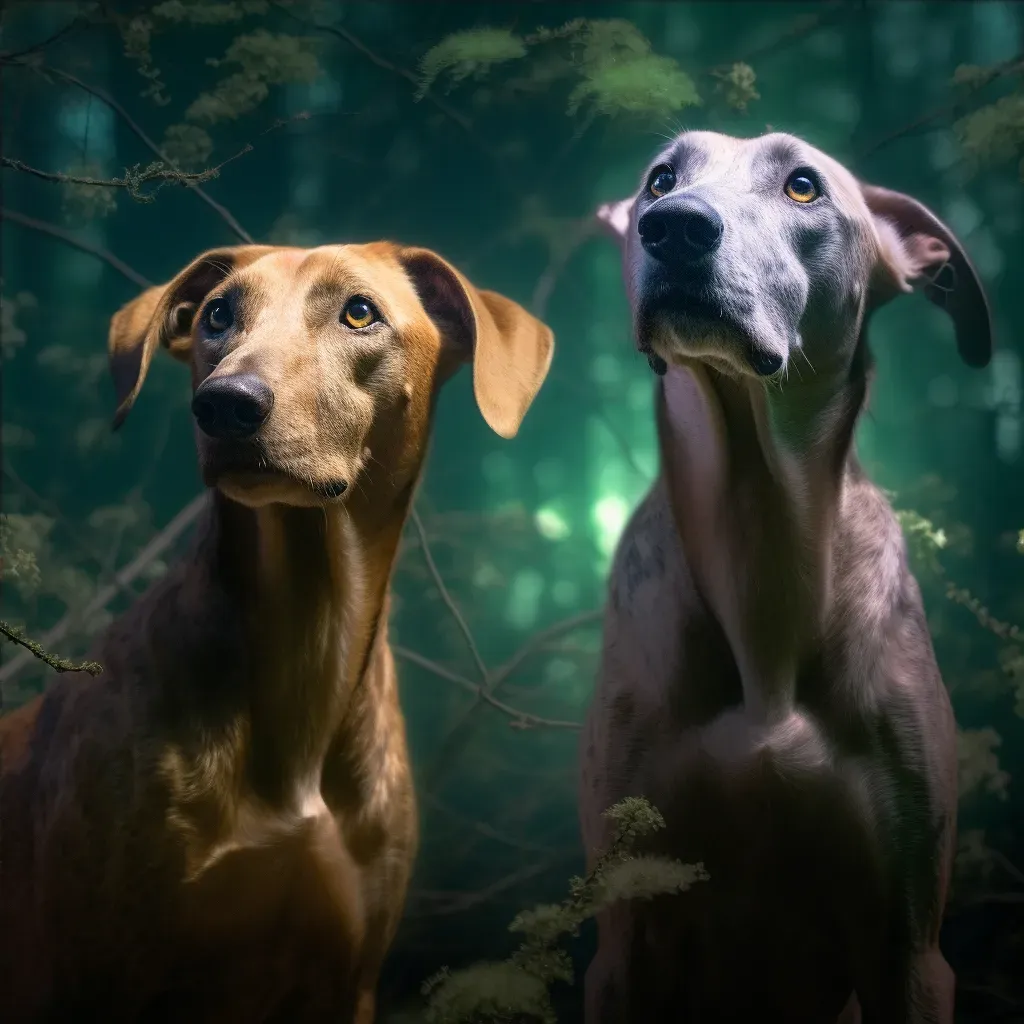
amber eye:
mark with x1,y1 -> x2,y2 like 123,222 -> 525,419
784,171 -> 819,204
649,166 -> 676,198
342,296 -> 379,330
203,297 -> 233,334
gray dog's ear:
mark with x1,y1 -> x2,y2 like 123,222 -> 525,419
595,197 -> 636,247
862,183 -> 992,369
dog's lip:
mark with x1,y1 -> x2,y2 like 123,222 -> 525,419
636,280 -> 786,374
642,280 -> 740,325
205,453 -> 349,500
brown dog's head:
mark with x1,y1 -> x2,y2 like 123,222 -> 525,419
597,130 -> 992,381
108,243 -> 554,508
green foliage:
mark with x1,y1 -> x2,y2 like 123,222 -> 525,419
422,796 -> 708,1024
713,61 -> 761,114
418,18 -> 705,122
186,30 -> 321,124
958,726 -> 1010,801
895,507 -> 948,577
416,29 -> 528,99
952,57 -> 1024,181
151,0 -> 269,25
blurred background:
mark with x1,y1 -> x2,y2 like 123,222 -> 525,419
1,1 -> 1023,1020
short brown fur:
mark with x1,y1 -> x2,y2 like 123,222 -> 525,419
0,242 -> 553,1022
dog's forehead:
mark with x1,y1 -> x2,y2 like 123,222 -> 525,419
654,130 -> 865,213
236,244 -> 415,300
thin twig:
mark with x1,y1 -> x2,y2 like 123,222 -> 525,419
0,207 -> 154,288
272,2 -> 516,197
420,792 -> 556,854
0,495 -> 208,688
857,51 -> 1024,162
0,620 -> 101,677
0,15 -> 88,61
488,608 -> 603,690
409,507 -> 490,685
5,59 -> 254,243
393,645 -> 581,730
2,143 -> 253,203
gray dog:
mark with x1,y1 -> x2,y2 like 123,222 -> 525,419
579,131 -> 992,1024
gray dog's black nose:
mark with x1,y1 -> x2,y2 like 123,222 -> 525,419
192,373 -> 274,440
638,196 -> 724,264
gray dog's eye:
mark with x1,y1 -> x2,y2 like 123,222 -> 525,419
203,297 -> 233,334
784,171 -> 820,204
649,166 -> 676,198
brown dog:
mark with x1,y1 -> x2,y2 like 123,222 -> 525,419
579,132 -> 992,1023
0,242 -> 553,1021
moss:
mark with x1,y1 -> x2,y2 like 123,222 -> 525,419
417,29 -> 529,100
419,18 -> 703,123
422,796 -> 708,1023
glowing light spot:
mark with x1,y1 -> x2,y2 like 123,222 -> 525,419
592,494 -> 630,559
535,506 -> 571,541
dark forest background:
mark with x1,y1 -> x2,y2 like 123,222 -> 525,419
2,1 -> 1024,1020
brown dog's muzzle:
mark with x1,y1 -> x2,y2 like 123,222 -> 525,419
192,373 -> 274,441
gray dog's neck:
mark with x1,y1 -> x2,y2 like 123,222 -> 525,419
658,353 -> 870,723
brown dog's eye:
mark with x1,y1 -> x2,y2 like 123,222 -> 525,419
649,166 -> 676,198
342,296 -> 379,330
784,171 -> 819,204
203,297 -> 233,334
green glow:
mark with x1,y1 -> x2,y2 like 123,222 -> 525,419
505,568 -> 545,631
534,505 -> 571,541
592,493 -> 630,560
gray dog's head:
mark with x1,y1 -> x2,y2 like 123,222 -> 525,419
598,130 -> 992,380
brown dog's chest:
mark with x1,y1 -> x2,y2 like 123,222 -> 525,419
158,811 -> 367,1018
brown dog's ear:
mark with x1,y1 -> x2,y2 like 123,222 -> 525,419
862,183 -> 992,368
595,196 -> 636,248
399,248 -> 554,439
108,245 -> 278,429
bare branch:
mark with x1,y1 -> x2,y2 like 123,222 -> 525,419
2,144 -> 253,203
0,207 -> 154,289
408,507 -> 490,685
857,51 -> 1024,161
393,645 -> 582,730
3,58 -> 254,243
0,14 -> 89,61
271,2 -> 517,198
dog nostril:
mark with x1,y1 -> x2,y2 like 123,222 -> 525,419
681,212 -> 723,253
317,480 -> 348,499
748,348 -> 785,377
638,211 -> 668,246
192,374 -> 274,440
233,395 -> 269,430
640,196 -> 724,264
193,398 -> 218,434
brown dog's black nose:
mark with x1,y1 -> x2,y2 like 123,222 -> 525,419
192,374 -> 274,440
638,196 -> 724,264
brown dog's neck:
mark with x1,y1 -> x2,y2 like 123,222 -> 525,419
658,355 -> 867,722
184,482 -> 412,806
